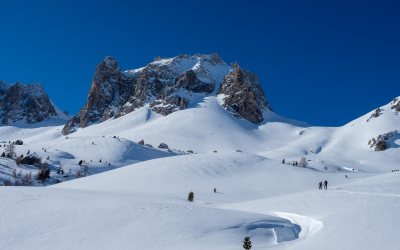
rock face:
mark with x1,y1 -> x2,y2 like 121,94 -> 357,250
0,81 -> 65,125
216,62 -> 273,123
62,54 -> 274,135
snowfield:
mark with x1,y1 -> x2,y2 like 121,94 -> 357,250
0,95 -> 400,249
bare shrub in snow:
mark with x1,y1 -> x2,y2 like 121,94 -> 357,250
300,157 -> 308,168
188,191 -> 194,202
14,179 -> 21,186
22,172 -> 32,186
82,164 -> 89,177
16,156 -> 23,166
12,168 -> 17,179
3,178 -> 11,186
5,144 -> 16,158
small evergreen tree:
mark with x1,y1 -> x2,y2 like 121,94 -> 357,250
1,152 -> 5,157
27,150 -> 30,154
282,159 -> 285,164
214,188 -> 216,193
242,237 -> 252,250
188,191 -> 194,202
78,160 -> 83,166
99,159 -> 101,162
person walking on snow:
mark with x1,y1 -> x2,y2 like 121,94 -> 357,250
319,182 -> 323,190
324,180 -> 328,190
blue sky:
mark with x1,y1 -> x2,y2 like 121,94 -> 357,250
0,0 -> 399,126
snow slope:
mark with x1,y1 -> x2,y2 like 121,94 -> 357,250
0,152 -> 399,249
0,94 -> 399,249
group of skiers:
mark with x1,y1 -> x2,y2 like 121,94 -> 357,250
318,180 -> 328,190
391,170 -> 399,172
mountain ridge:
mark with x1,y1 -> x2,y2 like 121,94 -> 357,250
62,54 -> 273,135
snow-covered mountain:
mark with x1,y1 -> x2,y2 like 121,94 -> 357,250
0,80 -> 70,125
62,54 -> 272,135
0,55 -> 400,249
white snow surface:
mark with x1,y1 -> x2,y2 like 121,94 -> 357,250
0,96 -> 400,249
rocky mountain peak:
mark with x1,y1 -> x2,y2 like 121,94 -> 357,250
0,81 -> 64,125
217,62 -> 273,123
62,54 -> 273,135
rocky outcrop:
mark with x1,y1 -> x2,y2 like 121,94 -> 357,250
216,62 -> 273,124
391,100 -> 400,112
368,131 -> 397,151
62,54 -> 274,135
367,108 -> 381,122
62,113 -> 82,135
158,143 -> 169,149
0,82 -> 61,125
21,153 -> 41,165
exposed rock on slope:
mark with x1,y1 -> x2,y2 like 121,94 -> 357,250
62,54 -> 274,135
0,81 -> 67,125
217,62 -> 273,123
368,131 -> 398,151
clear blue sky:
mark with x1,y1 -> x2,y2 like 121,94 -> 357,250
1,0 -> 399,126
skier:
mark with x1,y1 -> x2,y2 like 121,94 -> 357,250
318,182 -> 322,190
324,180 -> 328,190
345,175 -> 348,178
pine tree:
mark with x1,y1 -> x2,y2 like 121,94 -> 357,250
78,160 -> 83,166
282,159 -> 285,164
242,237 -> 252,250
214,188 -> 216,193
188,191 -> 194,202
